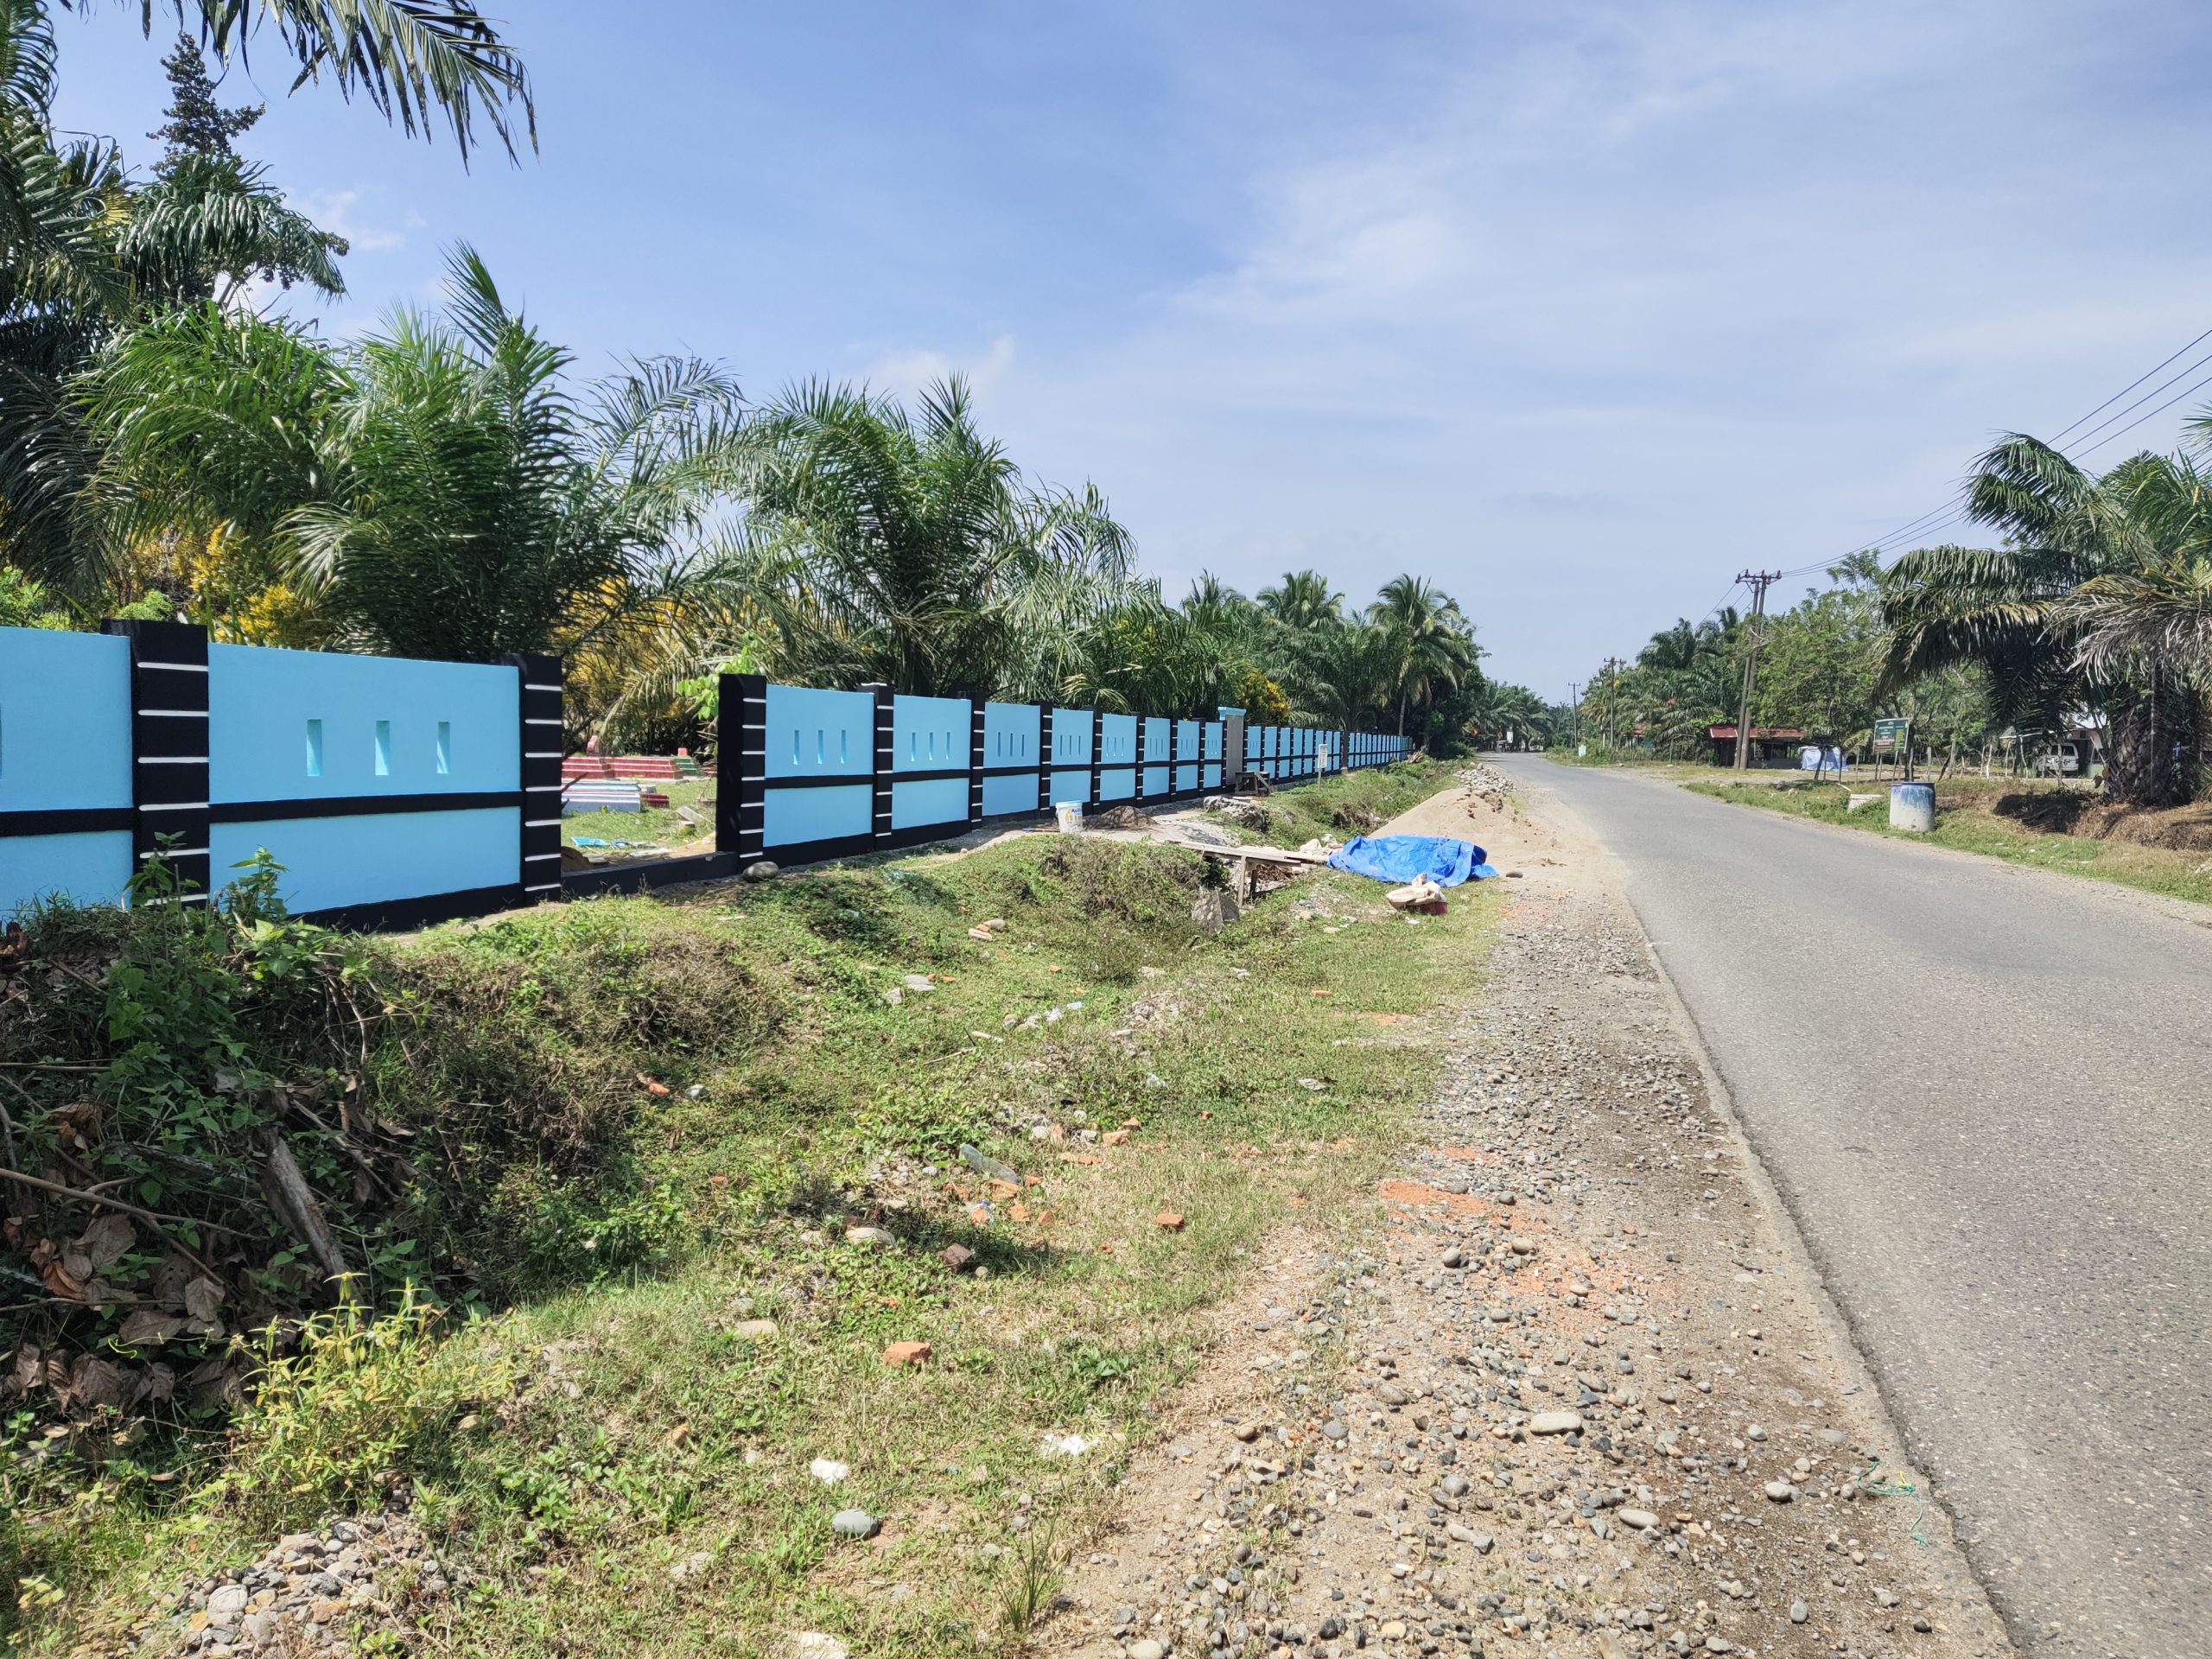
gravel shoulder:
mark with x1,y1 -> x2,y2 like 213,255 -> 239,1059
1038,777 -> 2012,1659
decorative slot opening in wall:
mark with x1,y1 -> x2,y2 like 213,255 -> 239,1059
839,729 -> 848,765
436,721 -> 452,775
374,719 -> 391,777
306,718 -> 323,778
817,729 -> 825,765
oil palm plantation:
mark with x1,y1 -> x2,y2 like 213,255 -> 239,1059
1879,434 -> 2202,806
1,10 -> 346,586
1282,618 -> 1397,766
1373,572 -> 1478,741
1465,681 -> 1551,750
1256,568 -> 1344,631
83,245 -> 747,662
718,376 -> 1136,697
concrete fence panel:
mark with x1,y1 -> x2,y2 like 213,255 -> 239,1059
0,627 -> 135,918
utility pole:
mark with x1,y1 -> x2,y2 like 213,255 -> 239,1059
1732,569 -> 1781,771
1602,657 -> 1624,760
1568,682 -> 1580,749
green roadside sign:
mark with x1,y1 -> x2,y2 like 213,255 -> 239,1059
1872,717 -> 1910,752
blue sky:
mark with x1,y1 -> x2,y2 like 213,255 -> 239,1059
48,1 -> 2212,697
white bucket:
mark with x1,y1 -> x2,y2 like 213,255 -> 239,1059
1053,801 -> 1084,835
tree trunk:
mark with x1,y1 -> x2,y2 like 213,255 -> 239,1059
2102,674 -> 2200,808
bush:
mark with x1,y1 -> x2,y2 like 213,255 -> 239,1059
213,1291 -> 509,1529
1027,840 -> 1203,931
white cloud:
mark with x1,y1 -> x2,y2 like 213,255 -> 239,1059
935,0 -> 2212,691
861,332 -> 1019,404
300,188 -> 426,255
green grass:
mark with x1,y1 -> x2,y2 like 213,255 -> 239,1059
22,760 -> 1497,1659
562,776 -> 718,858
1688,776 -> 2212,906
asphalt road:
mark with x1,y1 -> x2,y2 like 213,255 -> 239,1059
1499,758 -> 2209,1659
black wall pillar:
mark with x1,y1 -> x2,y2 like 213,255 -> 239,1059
505,652 -> 565,903
103,620 -> 212,904
868,683 -> 894,845
969,698 -> 987,826
721,671 -> 768,862
1036,705 -> 1055,812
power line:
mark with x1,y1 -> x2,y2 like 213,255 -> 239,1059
2056,345 -> 2212,455
1692,576 -> 1743,627
1772,319 -> 2212,582
2068,365 -> 2212,462
1653,321 -> 2212,692
2046,324 -> 2212,444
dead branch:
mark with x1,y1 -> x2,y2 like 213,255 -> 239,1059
257,1134 -> 351,1285
0,1166 -> 228,1277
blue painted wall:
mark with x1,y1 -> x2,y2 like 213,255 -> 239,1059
891,778 -> 969,831
6,632 -> 1409,919
888,692 -> 973,835
213,810 -> 516,914
765,784 -> 871,848
891,694 -> 969,773
210,644 -> 518,801
1097,713 -> 1137,802
207,644 -> 518,912
1,628 -> 132,811
2,830 -> 133,919
983,702 -> 1039,765
982,702 -> 1040,815
766,683 -> 874,779
1049,708 -> 1093,766
1141,716 -> 1170,796
1047,704 -> 1092,805
0,628 -> 133,917
1173,719 -> 1201,793
761,683 -> 876,849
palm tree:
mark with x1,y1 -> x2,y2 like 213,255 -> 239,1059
721,376 -> 1135,697
1372,573 -> 1478,742
1,11 -> 345,587
1257,568 -> 1344,631
1878,433 -> 2199,806
1282,619 -> 1396,767
67,0 -> 532,162
2063,444 -> 2212,685
84,245 -> 747,662
1464,682 -> 1542,750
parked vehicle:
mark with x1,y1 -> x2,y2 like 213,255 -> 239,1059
2036,743 -> 2083,776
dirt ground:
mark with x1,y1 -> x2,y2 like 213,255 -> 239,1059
1944,782 -> 2212,852
1035,772 -> 2015,1659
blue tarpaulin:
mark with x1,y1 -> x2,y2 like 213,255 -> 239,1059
1325,834 -> 1497,887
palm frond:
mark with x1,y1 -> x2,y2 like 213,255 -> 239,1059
89,0 -> 536,162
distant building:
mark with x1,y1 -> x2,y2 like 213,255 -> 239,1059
1707,724 -> 1807,767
